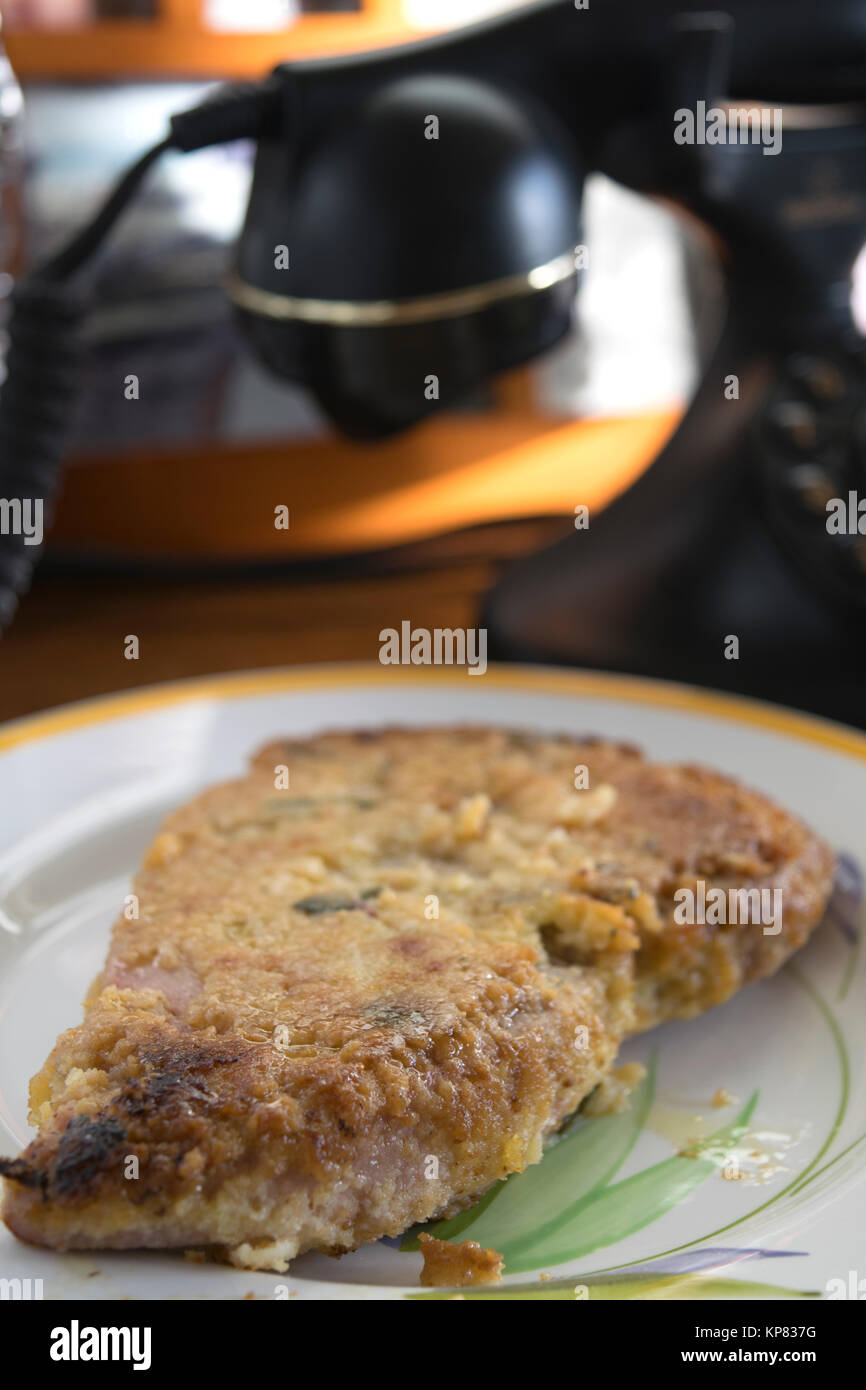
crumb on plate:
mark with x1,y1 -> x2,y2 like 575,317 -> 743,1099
711,1087 -> 738,1108
418,1232 -> 504,1288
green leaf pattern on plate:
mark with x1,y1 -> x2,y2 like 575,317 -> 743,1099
405,1058 -> 758,1275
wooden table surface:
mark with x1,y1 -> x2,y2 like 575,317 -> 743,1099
0,520 -> 568,724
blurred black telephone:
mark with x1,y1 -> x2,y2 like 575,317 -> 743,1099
1,0 -> 866,721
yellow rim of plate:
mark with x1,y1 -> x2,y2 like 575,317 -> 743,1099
1,663 -> 865,762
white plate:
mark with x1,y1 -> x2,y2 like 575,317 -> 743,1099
0,664 -> 864,1302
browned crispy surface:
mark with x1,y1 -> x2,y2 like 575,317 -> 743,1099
418,1232 -> 503,1287
0,727 -> 835,1270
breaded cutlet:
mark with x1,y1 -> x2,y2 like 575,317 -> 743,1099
0,727 -> 835,1270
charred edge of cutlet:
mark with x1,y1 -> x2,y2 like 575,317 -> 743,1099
0,1038 -> 246,1204
0,1114 -> 127,1198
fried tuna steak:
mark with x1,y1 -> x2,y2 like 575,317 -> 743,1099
1,728 -> 835,1270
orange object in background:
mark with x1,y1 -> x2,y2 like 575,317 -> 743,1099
4,0 -> 420,79
50,405 -> 681,559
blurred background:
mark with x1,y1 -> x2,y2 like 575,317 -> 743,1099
0,0 -> 864,721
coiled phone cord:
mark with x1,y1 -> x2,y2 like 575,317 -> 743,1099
0,138 -> 173,629
0,78 -> 281,631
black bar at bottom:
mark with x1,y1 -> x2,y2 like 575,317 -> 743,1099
2,1293 -> 859,1374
